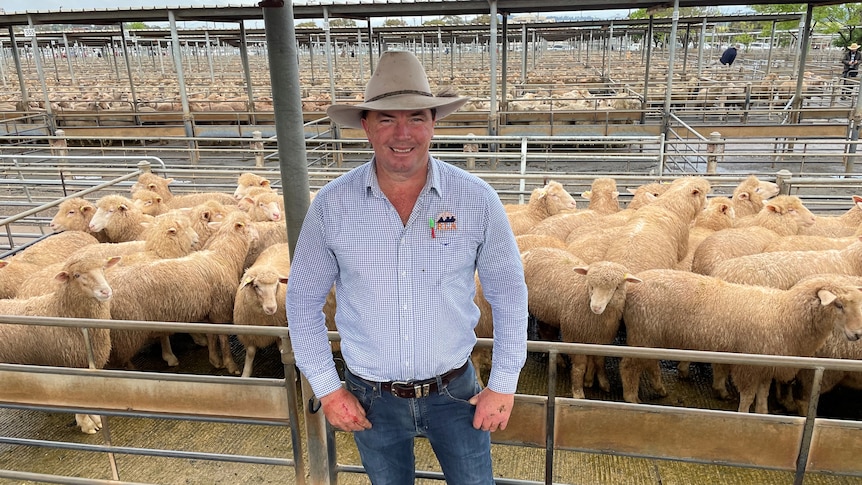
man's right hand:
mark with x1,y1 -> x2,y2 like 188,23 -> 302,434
319,387 -> 372,432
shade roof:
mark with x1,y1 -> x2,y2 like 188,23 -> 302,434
0,1 -> 834,28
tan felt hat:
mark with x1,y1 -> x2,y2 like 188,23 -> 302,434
326,50 -> 468,129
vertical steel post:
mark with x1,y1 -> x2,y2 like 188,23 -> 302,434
168,10 -> 198,164
262,1 -> 314,483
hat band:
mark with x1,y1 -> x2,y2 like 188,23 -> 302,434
366,89 -> 434,103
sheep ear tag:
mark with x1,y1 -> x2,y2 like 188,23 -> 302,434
431,211 -> 457,242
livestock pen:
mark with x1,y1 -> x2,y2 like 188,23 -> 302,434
0,136 -> 862,484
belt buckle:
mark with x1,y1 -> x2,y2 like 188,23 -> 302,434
391,381 -> 431,398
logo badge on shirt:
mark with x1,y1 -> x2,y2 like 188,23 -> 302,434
433,211 -> 457,235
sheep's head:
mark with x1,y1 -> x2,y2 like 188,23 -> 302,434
574,261 -> 641,314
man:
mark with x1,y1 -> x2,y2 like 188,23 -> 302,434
720,44 -> 738,66
286,50 -> 528,484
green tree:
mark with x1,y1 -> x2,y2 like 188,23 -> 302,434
383,18 -> 408,27
751,3 -> 862,46
329,18 -> 356,28
124,21 -> 149,30
296,21 -> 318,29
629,6 -> 721,19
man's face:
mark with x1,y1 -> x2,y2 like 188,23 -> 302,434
361,109 -> 436,178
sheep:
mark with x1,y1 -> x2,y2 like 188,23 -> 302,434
0,254 -> 120,433
711,237 -> 862,290
674,196 -> 735,271
233,243 -> 339,378
620,270 -> 862,413
793,318 -> 862,414
762,229 -> 862,252
514,233 -> 567,253
506,181 -> 578,235
0,231 -> 101,299
581,177 -> 620,215
242,190 -> 285,222
107,210 -> 256,375
233,172 -> 273,200
691,195 -> 817,275
596,176 -> 710,274
89,194 -> 154,243
798,195 -> 862,237
186,200 -> 239,249
131,189 -> 169,216
131,172 -> 237,209
243,220 -> 288,271
523,248 -> 640,398
49,197 -> 109,242
625,182 -> 669,210
731,174 -> 780,218
526,210 -> 601,242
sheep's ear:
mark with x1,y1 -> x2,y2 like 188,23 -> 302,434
627,188 -> 638,195
736,191 -> 751,201
166,227 -> 178,235
719,203 -> 732,214
118,203 -> 130,212
240,276 -> 254,289
140,221 -> 152,229
764,202 -> 779,214
612,191 -> 620,199
624,274 -> 643,284
260,180 -> 271,189
853,195 -> 862,207
81,205 -> 94,214
105,256 -> 122,268
55,270 -> 70,283
147,183 -> 159,191
0,260 -> 9,269
278,276 -> 289,285
164,177 -> 175,185
582,190 -> 592,200
573,266 -> 589,276
817,289 -> 837,306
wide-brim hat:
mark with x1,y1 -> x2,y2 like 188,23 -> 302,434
326,50 -> 469,129
851,43 -> 860,50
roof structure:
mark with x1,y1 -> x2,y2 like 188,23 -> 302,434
0,0 -> 837,28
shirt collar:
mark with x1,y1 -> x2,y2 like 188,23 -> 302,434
364,156 -> 443,198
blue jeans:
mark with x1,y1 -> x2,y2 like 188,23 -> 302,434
344,361 -> 493,485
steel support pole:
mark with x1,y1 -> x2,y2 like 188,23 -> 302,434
239,21 -> 257,124
261,2 -> 314,483
661,1 -> 680,137
168,10 -> 197,164
9,28 -> 29,109
118,23 -> 139,114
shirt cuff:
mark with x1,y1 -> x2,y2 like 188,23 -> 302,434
307,368 -> 345,399
487,367 -> 521,395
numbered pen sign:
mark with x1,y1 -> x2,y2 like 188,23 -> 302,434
23,28 -> 36,38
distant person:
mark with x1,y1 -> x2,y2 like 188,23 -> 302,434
720,44 -> 738,66
842,43 -> 860,87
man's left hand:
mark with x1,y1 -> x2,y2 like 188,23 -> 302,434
468,388 -> 515,432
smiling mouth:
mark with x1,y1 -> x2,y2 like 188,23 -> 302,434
392,147 -> 412,153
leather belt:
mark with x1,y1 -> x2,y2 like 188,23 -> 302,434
377,361 -> 470,399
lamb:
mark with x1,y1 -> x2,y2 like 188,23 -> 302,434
523,248 -> 640,398
107,210 -> 256,375
596,176 -> 710,273
131,172 -> 237,209
514,233 -> 567,253
526,210 -> 600,242
233,172 -> 273,200
581,177 -> 620,215
0,254 -> 120,433
0,231 -> 101,299
731,174 -> 780,218
242,190 -> 285,222
233,243 -> 339,377
620,270 -> 862,413
49,197 -> 109,242
131,189 -> 169,216
762,229 -> 862,252
674,196 -> 735,271
89,194 -> 155,243
711,237 -> 862,290
798,195 -> 862,237
506,181 -> 578,235
793,320 -> 862,414
243,220 -> 288,270
691,195 -> 817,275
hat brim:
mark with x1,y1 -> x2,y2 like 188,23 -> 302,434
327,93 -> 469,129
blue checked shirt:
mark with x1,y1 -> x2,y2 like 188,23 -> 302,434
286,156 -> 528,399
